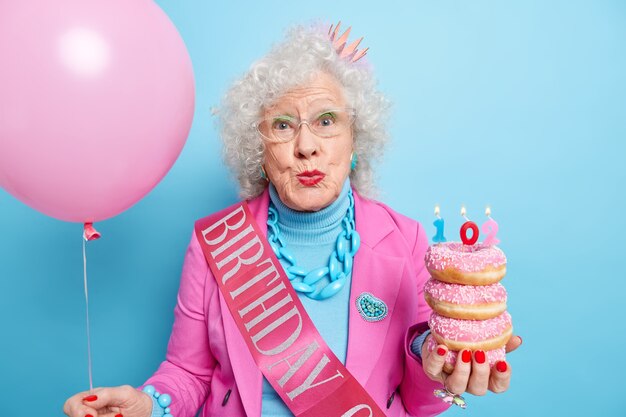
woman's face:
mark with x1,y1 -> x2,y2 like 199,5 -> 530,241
260,72 -> 353,212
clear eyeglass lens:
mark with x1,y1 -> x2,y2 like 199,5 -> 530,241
258,109 -> 355,142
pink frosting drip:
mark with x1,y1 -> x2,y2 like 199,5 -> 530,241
427,336 -> 506,366
428,311 -> 512,342
425,278 -> 507,304
425,242 -> 506,273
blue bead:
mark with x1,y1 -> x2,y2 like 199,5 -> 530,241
268,222 -> 279,237
343,253 -> 353,275
342,217 -> 352,234
158,394 -> 172,407
287,265 -> 307,277
329,252 -> 340,280
303,266 -> 329,285
154,392 -> 160,398
318,274 -> 346,299
165,408 -> 171,414
291,281 -> 315,293
268,206 -> 278,221
350,232 -> 361,256
143,385 -> 155,396
336,237 -> 347,261
278,247 -> 296,265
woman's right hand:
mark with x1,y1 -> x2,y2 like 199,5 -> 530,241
63,385 -> 153,417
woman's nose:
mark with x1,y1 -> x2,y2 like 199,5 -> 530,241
294,122 -> 319,158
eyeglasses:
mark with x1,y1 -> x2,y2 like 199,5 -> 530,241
256,108 -> 356,143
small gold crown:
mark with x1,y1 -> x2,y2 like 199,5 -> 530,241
328,21 -> 369,63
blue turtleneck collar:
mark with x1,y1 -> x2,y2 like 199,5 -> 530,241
268,179 -> 351,244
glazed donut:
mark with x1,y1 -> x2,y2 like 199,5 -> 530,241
424,278 -> 507,320
428,311 -> 513,352
425,242 -> 507,286
427,335 -> 506,374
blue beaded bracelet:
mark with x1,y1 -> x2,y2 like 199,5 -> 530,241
143,385 -> 173,417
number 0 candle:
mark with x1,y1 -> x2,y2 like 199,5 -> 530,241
460,206 -> 479,245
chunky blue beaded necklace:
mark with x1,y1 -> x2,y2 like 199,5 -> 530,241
267,189 -> 361,300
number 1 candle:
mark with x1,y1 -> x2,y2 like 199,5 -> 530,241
432,205 -> 447,243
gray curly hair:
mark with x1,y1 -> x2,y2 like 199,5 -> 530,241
219,23 -> 390,199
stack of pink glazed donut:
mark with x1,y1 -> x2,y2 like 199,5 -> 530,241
424,242 -> 512,373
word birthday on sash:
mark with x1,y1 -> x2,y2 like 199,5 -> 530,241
196,203 -> 386,417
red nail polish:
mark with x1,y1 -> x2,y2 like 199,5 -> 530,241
461,350 -> 471,363
437,347 -> 446,356
496,361 -> 508,372
83,395 -> 98,402
115,414 -> 123,417
85,414 -> 94,417
474,350 -> 486,364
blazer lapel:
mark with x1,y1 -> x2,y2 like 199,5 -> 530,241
218,294 -> 261,417
345,190 -> 405,385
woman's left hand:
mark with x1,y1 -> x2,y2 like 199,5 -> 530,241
421,334 -> 522,396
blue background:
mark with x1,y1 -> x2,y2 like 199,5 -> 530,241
1,1 -> 625,416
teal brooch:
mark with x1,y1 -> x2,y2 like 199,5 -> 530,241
356,292 -> 388,322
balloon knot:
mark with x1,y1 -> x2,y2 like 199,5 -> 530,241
83,223 -> 101,241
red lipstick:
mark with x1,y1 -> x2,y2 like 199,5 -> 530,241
297,170 -> 325,186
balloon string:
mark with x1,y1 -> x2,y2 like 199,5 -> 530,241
82,237 -> 94,392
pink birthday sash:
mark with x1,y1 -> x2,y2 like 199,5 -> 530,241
195,202 -> 387,417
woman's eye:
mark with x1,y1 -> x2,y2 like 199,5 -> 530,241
317,113 -> 336,127
272,119 -> 292,130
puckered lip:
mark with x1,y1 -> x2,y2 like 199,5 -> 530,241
297,169 -> 325,177
296,169 -> 325,186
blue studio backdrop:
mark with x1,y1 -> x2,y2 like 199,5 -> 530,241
1,1 -> 625,416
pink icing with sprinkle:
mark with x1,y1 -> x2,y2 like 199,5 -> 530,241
425,278 -> 507,305
428,311 -> 512,342
427,336 -> 506,366
425,242 -> 507,273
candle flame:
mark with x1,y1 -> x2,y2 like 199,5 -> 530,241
434,205 -> 440,217
460,206 -> 466,217
485,206 -> 491,217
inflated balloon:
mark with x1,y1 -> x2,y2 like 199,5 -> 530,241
0,0 -> 195,222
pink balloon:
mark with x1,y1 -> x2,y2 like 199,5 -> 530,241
0,0 -> 195,222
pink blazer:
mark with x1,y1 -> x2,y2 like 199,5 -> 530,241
144,188 -> 450,417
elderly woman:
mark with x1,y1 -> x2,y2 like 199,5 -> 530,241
64,23 -> 519,417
